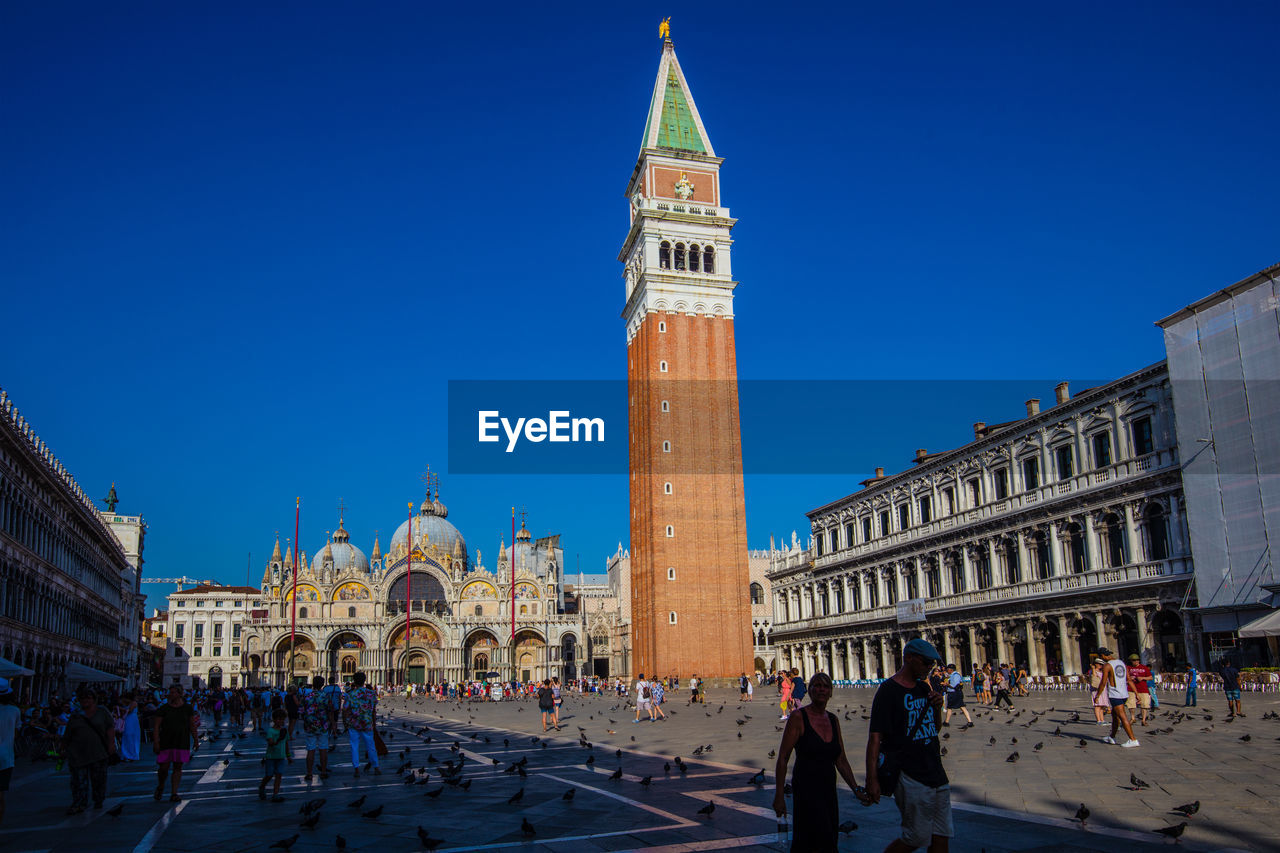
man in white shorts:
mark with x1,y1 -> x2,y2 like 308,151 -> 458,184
633,673 -> 651,722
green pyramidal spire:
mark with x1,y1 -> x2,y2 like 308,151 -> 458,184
641,40 -> 714,156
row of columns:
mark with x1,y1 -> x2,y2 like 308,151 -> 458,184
775,605 -> 1172,679
776,496 -> 1187,625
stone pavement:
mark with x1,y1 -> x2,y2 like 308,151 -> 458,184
2,686 -> 1275,852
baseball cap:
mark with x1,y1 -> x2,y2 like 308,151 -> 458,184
1096,647 -> 1113,657
1127,654 -> 1140,662
0,677 -> 10,696
903,638 -> 941,661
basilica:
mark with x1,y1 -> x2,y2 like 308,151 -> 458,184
231,489 -> 600,687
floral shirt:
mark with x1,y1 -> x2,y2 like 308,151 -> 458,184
343,686 -> 377,732
300,689 -> 330,735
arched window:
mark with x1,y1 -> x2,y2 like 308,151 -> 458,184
689,244 -> 700,272
659,241 -> 671,269
348,606 -> 356,618
1032,531 -> 1051,580
674,243 -> 686,270
299,607 -> 308,619
1002,538 -> 1020,585
750,582 -> 763,604
474,604 -> 483,616
664,482 -> 672,494
658,321 -> 666,333
663,441 -> 671,453
1067,523 -> 1087,573
659,360 -> 668,373
703,246 -> 715,273
1144,505 -> 1169,561
1101,513 -> 1125,567
948,553 -> 965,593
661,400 -> 669,412
388,574 -> 448,616
520,604 -> 528,615
665,525 -> 674,537
667,567 -> 675,580
340,657 -> 356,675
975,551 -> 992,590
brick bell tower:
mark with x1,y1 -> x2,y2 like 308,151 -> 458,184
620,32 -> 752,682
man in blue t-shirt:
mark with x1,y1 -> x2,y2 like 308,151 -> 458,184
1184,663 -> 1198,707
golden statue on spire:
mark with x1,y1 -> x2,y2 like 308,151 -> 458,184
659,17 -> 671,41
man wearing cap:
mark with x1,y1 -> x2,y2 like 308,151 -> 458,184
866,637 -> 951,852
1125,654 -> 1153,727
0,678 -> 19,825
1094,649 -> 1139,748
941,664 -> 972,726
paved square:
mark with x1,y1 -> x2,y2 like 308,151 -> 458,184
3,686 -> 1275,851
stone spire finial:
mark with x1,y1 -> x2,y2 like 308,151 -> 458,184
272,533 -> 282,562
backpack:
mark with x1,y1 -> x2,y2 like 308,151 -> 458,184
640,683 -> 650,699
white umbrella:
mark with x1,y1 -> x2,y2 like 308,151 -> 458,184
0,655 -> 33,678
65,662 -> 125,683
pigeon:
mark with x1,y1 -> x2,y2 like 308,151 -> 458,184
362,805 -> 384,819
837,820 -> 858,834
1152,822 -> 1187,840
425,787 -> 443,798
269,835 -> 300,851
1033,742 -> 1044,751
460,779 -> 472,791
988,737 -> 996,745
1053,727 -> 1062,737
105,803 -> 124,818
1171,801 -> 1200,817
1077,739 -> 1088,748
693,745 -> 705,755
417,828 -> 444,850
639,775 -> 652,787
749,769 -> 766,785
521,817 -> 536,837
1006,752 -> 1019,763
696,801 -> 716,818
609,767 -> 623,781
1075,804 -> 1090,826
586,755 -> 595,766
664,762 -> 670,774
347,795 -> 367,809
768,749 -> 777,759
336,835 -> 346,850
1240,734 -> 1252,742
508,787 -> 524,805
301,812 -> 321,830
562,788 -> 576,801
1130,773 -> 1150,790
299,798 -> 326,815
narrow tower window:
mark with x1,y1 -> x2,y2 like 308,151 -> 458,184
674,243 -> 686,270
661,400 -> 669,412
659,360 -> 668,373
663,440 -> 671,453
689,244 -> 700,272
658,321 -> 666,333
666,525 -> 674,537
667,567 -> 676,580
669,611 -> 678,624
703,246 -> 715,273
664,482 -> 672,494
659,241 -> 671,269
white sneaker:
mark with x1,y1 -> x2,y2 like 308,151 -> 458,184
1102,736 -> 1116,744
1122,740 -> 1141,748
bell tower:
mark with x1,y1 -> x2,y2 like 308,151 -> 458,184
620,32 -> 752,681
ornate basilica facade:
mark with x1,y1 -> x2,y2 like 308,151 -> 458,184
241,491 -> 592,687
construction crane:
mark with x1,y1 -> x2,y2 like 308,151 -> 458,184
141,577 -> 217,591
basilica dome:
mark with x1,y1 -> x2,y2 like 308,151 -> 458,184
313,521 -> 370,574
391,506 -> 468,565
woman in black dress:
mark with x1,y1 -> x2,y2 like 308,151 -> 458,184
773,672 -> 866,851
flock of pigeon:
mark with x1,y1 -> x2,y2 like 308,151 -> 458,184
156,691 -> 1274,850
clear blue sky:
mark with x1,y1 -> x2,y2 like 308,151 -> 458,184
2,2 -> 1276,609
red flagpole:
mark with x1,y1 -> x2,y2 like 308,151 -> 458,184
510,507 -> 516,643
291,496 -> 299,685
406,500 -> 413,686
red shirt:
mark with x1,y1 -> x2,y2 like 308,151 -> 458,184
1129,664 -> 1152,693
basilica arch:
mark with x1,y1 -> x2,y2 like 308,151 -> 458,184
385,563 -> 453,618
464,629 -> 500,680
388,620 -> 444,685
512,628 -> 546,683
271,633 -> 317,686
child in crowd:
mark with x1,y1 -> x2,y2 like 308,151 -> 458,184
258,708 -> 292,802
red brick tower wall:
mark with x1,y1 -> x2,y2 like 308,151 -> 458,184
628,311 -> 753,682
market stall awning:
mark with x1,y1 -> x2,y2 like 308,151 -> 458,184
65,662 -> 125,683
1237,609 -> 1280,638
0,655 -> 33,678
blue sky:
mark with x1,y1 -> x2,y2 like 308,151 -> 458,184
2,2 -> 1277,609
